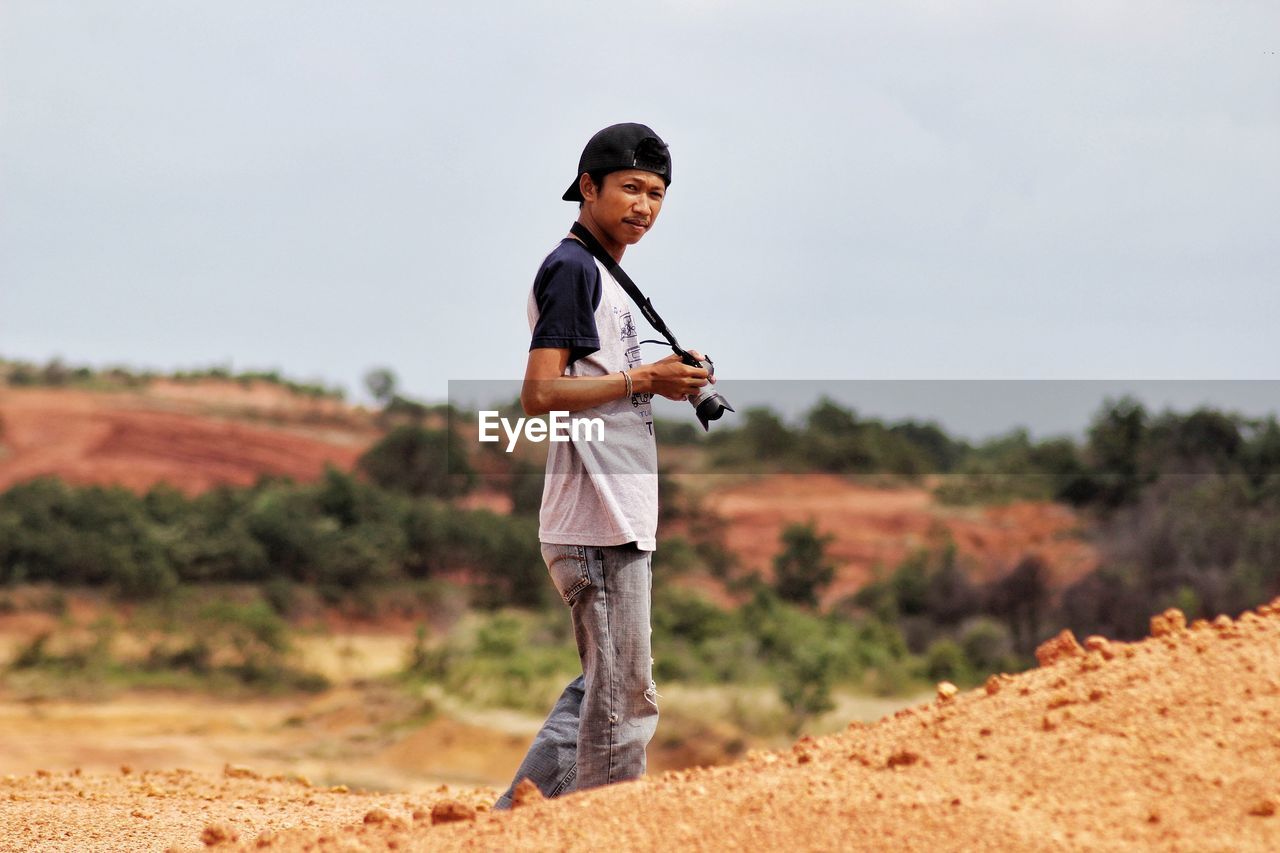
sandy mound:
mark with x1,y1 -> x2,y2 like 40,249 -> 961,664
5,599 -> 1279,851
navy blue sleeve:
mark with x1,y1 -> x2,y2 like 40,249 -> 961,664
529,241 -> 602,365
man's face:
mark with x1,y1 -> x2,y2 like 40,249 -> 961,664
581,169 -> 667,250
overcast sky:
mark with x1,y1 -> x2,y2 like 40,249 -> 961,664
3,2 -> 1277,434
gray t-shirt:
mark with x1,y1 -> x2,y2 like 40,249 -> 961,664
527,238 -> 658,550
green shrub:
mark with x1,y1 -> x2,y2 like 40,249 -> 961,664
777,644 -> 836,733
358,426 -> 476,499
958,618 -> 1016,675
0,479 -> 177,597
406,611 -> 578,712
772,522 -> 836,608
652,536 -> 698,578
7,618 -> 116,676
507,458 -> 545,517
9,632 -> 54,670
401,501 -> 447,578
262,577 -> 296,617
191,599 -> 325,691
443,510 -> 544,608
651,588 -> 759,682
924,638 -> 972,684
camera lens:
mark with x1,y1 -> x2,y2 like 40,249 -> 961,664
693,392 -> 735,431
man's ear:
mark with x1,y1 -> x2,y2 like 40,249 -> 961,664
579,173 -> 597,202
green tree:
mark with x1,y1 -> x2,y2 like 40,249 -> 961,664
800,398 -> 872,472
1137,408 -> 1243,480
363,367 -> 398,406
772,522 -> 836,608
778,644 -> 837,733
1084,396 -> 1149,506
986,555 -> 1050,655
924,638 -> 972,684
1243,417 -> 1280,492
508,458 -> 545,517
357,426 -> 476,499
707,406 -> 792,467
889,420 -> 967,473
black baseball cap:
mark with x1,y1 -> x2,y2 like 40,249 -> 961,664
562,123 -> 672,202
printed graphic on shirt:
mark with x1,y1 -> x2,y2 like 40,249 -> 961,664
619,312 -> 637,341
614,307 -> 654,433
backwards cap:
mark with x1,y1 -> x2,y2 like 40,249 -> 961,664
562,123 -> 672,202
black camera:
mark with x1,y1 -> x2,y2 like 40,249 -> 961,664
562,222 -> 735,431
681,352 -> 734,431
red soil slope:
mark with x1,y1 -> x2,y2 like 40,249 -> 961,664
704,473 -> 1098,601
5,599 -> 1278,851
0,385 -> 379,494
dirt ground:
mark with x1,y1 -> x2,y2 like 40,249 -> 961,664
1,599 -> 1277,851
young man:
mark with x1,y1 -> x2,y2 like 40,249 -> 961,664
494,123 -> 709,808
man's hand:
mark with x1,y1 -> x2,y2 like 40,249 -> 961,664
633,352 -> 711,402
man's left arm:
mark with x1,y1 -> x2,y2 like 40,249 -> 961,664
521,349 -> 711,417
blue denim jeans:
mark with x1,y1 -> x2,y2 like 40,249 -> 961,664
494,542 -> 658,808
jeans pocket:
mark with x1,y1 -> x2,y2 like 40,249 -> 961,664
541,543 -> 591,606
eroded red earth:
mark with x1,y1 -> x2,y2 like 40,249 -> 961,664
702,473 -> 1098,603
0,385 -> 378,495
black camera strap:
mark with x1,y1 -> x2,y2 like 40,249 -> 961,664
568,221 -> 690,360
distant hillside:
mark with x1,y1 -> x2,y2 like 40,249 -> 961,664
0,382 -> 1097,602
699,473 -> 1098,606
0,382 -> 380,494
